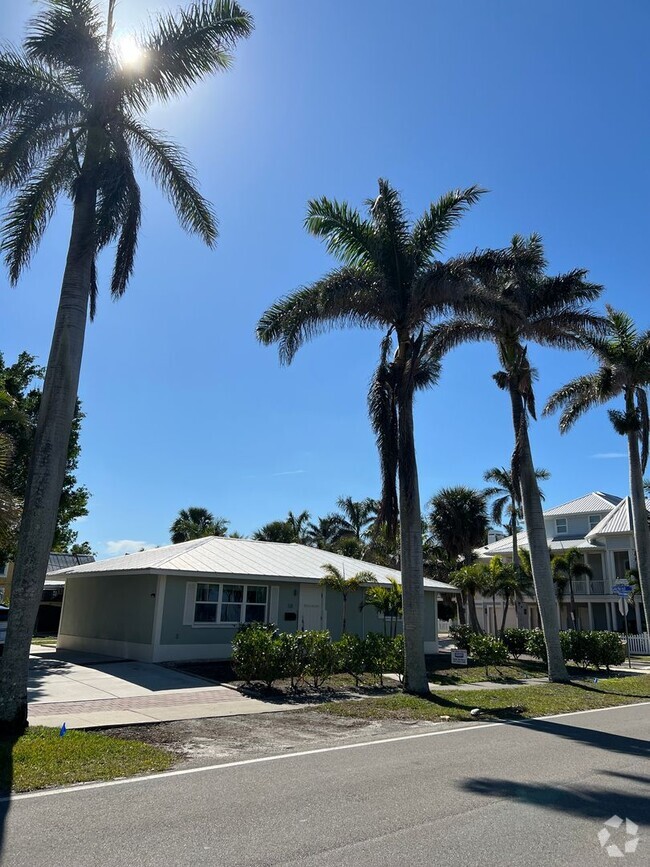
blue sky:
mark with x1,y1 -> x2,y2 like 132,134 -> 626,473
3,0 -> 649,556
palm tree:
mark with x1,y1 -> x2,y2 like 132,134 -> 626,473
483,465 -> 550,572
286,510 -> 311,544
495,560 -> 533,636
448,563 -> 486,632
0,0 -> 253,732
335,496 -> 377,540
428,486 -> 489,566
362,577 -> 402,637
252,520 -> 297,543
544,306 -> 650,637
318,563 -> 376,635
307,514 -> 346,549
170,507 -> 229,544
551,548 -> 592,629
257,179 -> 486,694
432,234 -> 603,681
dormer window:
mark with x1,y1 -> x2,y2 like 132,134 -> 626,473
588,514 -> 601,530
555,518 -> 568,535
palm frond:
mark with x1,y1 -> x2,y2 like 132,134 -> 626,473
0,49 -> 84,122
256,267 -> 382,364
411,185 -> 485,262
368,334 -> 399,538
543,370 -> 619,432
636,386 -> 649,472
304,197 -> 376,268
124,119 -> 217,245
123,0 -> 253,107
425,319 -> 493,359
1,141 -> 75,283
25,0 -> 105,76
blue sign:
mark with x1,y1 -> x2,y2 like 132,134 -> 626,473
612,583 -> 632,598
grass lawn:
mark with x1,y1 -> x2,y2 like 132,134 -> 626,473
321,675 -> 650,723
31,635 -> 58,647
1,726 -> 174,794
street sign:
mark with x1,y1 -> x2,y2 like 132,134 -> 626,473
451,649 -> 468,666
612,583 -> 632,598
618,597 -> 629,617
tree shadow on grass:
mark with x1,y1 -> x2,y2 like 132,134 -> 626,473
569,680 -> 650,700
459,777 -> 650,826
0,735 -> 17,856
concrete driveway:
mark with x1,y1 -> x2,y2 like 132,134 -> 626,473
27,646 -> 292,728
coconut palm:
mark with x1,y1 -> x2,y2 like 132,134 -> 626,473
483,465 -> 550,571
0,0 -> 253,732
318,563 -> 376,635
170,507 -> 229,544
307,514 -> 346,549
257,179 -> 486,694
335,496 -> 377,540
286,510 -> 311,544
431,234 -> 603,681
495,560 -> 533,636
551,547 -> 592,629
428,486 -> 489,566
544,306 -> 650,636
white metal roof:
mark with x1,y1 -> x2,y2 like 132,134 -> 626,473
587,497 -> 650,536
49,536 -> 456,592
543,492 -> 622,517
477,531 -> 603,559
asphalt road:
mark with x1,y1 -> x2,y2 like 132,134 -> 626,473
1,704 -> 648,866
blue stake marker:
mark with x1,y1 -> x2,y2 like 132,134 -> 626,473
59,722 -> 67,737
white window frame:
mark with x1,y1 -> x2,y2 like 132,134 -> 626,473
555,518 -> 568,535
192,582 -> 268,627
588,514 -> 601,530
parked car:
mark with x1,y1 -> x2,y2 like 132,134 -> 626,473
0,604 -> 8,654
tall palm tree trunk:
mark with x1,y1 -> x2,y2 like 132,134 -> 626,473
510,386 -> 569,682
342,593 -> 347,635
396,383 -> 429,695
499,595 -> 510,636
0,158 -> 98,733
510,511 -> 526,627
627,421 -> 650,634
568,578 -> 578,628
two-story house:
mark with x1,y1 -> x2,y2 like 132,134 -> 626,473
475,491 -> 647,635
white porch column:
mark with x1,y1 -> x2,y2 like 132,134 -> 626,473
605,603 -> 612,631
634,600 -> 642,635
587,601 -> 594,630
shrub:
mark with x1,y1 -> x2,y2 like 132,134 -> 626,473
303,631 -> 338,688
564,630 -> 595,670
275,631 -> 309,689
468,633 -> 509,676
502,627 -> 529,660
231,623 -> 281,687
389,634 -> 405,683
525,629 -> 548,662
450,624 -> 475,651
336,634 -> 366,686
593,631 -> 626,671
364,632 -> 396,686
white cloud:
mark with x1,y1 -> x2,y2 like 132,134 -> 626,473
271,469 -> 306,477
591,452 -> 626,459
105,539 -> 156,556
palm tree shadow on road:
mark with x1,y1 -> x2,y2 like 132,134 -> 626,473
0,735 -> 16,855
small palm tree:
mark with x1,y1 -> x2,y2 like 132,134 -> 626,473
257,179 -> 486,694
286,510 -> 311,544
432,234 -> 603,682
0,0 -> 253,733
449,563 -> 487,632
495,561 -> 533,636
252,520 -> 297,544
319,563 -> 376,635
362,577 -> 402,637
428,486 -> 489,566
483,465 -> 550,573
307,514 -> 346,549
544,306 -> 650,635
170,507 -> 229,544
551,548 -> 592,629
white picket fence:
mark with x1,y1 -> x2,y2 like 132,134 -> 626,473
627,633 -> 650,655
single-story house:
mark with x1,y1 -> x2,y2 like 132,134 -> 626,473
51,537 -> 455,662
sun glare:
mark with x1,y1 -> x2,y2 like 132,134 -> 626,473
115,33 -> 145,69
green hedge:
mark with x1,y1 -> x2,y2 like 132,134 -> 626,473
452,626 -> 626,672
231,624 -> 404,690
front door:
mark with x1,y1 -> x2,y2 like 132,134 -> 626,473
299,584 -> 324,631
